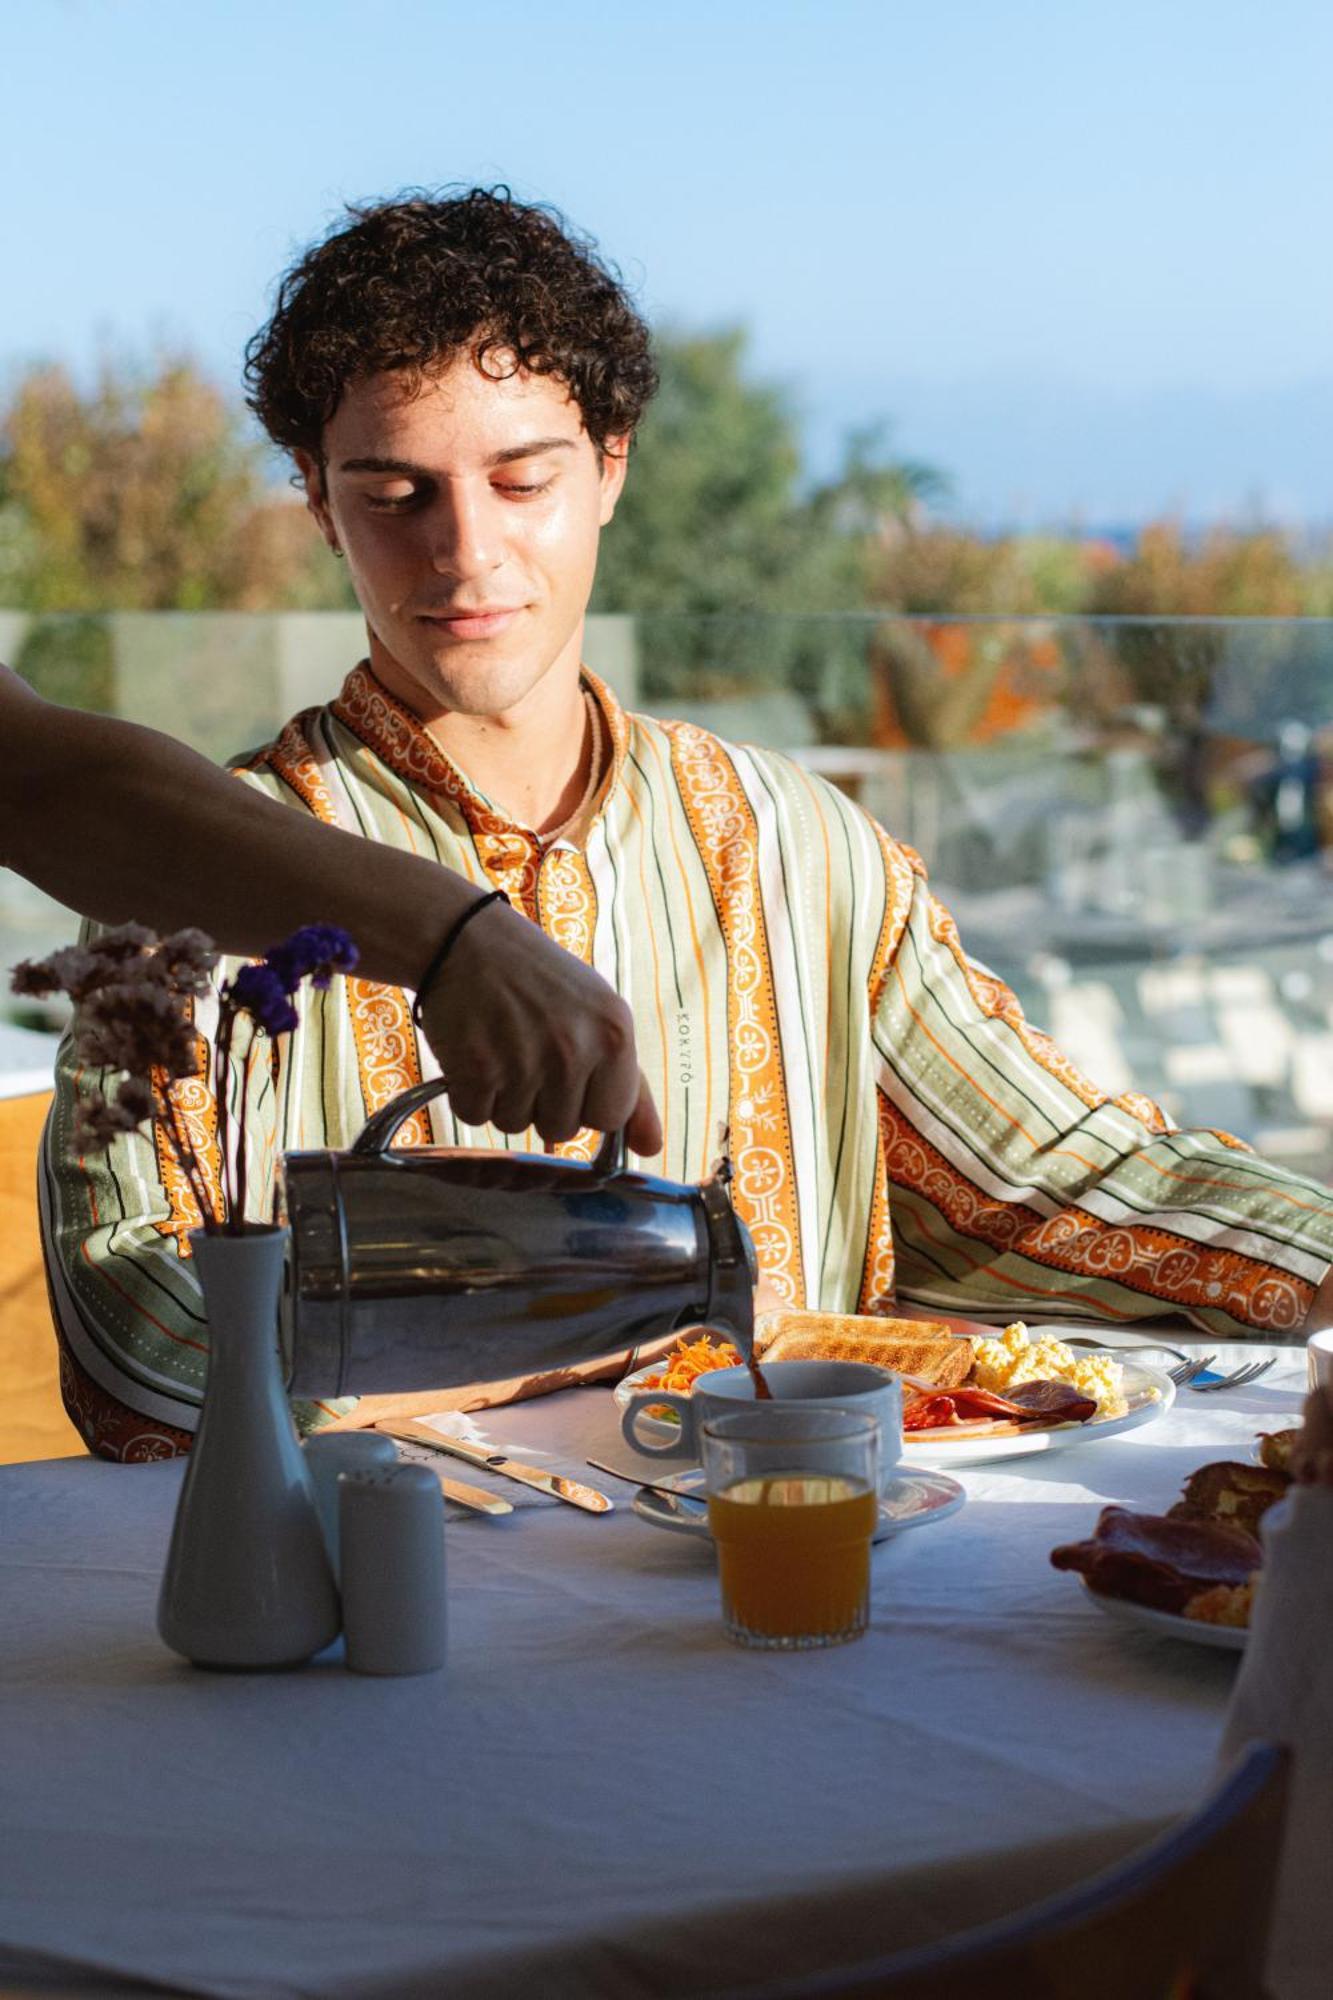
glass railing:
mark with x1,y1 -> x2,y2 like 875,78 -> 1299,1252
6,610 -> 1333,1179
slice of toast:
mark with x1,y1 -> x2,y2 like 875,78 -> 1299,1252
755,1309 -> 974,1387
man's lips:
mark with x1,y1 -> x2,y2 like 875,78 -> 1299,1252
416,606 -> 524,639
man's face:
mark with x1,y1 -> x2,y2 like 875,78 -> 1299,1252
297,354 -> 627,723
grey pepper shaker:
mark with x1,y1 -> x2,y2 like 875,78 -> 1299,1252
304,1431 -> 399,1574
339,1464 -> 447,1675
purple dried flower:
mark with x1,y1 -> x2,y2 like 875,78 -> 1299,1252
265,923 -> 359,993
224,963 -> 299,1038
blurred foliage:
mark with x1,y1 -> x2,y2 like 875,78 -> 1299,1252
0,353 -> 350,612
14,612 -> 115,712
593,330 -> 944,730
870,526 -> 1091,616
4,339 -> 1333,759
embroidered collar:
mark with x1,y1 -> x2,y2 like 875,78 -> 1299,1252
331,660 -> 629,843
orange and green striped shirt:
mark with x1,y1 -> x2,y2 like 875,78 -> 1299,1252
43,662 -> 1333,1443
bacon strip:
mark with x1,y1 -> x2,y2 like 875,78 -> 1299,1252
1051,1506 -> 1261,1614
902,1377 -> 1098,1433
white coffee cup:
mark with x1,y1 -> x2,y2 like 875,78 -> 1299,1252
1307,1328 -> 1333,1392
619,1359 -> 902,1492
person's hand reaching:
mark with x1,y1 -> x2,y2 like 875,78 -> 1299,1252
417,894 -> 662,1158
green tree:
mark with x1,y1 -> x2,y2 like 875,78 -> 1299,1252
0,353 -> 348,612
592,329 -> 943,728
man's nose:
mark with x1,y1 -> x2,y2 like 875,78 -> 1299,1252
428,486 -> 500,577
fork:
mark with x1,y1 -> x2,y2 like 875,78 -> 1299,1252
1167,1356 -> 1216,1387
1186,1357 -> 1277,1394
1059,1335 -> 1214,1385
1062,1335 -> 1199,1368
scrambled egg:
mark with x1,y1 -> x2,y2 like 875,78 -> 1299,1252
1185,1581 -> 1255,1629
970,1323 -> 1127,1418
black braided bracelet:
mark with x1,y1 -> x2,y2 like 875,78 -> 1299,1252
410,889 -> 510,1028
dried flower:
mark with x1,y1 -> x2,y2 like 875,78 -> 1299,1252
115,1076 -> 155,1121
265,923 -> 359,994
76,982 -> 198,1080
10,918 -> 358,1234
92,923 -> 157,961
11,944 -> 105,1002
156,929 -> 219,995
74,1089 -> 147,1154
224,963 -> 299,1037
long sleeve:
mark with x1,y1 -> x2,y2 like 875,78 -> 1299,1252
871,863 -> 1333,1338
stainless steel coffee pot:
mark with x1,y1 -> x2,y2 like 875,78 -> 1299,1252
279,1078 -> 757,1399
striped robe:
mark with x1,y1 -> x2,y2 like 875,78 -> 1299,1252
43,663 -> 1333,1457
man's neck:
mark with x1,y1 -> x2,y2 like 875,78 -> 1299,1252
366,640 -> 598,836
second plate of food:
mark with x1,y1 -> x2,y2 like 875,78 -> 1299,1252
900,1355 -> 1175,1468
1080,1581 -> 1248,1652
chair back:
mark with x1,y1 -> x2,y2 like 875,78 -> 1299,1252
0,1090 -> 80,1461
748,1742 -> 1289,2000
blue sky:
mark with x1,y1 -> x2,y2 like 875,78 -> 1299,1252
5,0 -> 1332,526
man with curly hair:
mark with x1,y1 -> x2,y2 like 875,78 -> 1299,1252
43,186 -> 1333,1457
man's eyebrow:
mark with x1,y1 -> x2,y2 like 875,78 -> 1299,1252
338,439 -> 578,476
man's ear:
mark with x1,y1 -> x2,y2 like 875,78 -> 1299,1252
598,434 -> 631,526
294,449 -> 338,550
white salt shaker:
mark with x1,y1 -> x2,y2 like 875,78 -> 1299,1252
339,1464 -> 448,1676
303,1431 -> 399,1575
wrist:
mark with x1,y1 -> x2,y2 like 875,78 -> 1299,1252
411,889 -> 510,1028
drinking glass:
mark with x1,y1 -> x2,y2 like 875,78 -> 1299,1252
700,1407 -> 879,1650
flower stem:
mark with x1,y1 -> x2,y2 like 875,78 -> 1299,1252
214,1002 -> 234,1226
233,1020 -> 256,1232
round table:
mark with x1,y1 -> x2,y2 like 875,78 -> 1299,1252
0,1343 -> 1305,1998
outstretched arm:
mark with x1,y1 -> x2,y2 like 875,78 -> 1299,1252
1,665 -> 660,1154
871,853 -> 1333,1340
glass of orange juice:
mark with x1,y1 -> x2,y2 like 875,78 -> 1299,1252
700,1408 -> 879,1649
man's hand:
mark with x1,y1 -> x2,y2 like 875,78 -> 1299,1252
417,896 -> 662,1157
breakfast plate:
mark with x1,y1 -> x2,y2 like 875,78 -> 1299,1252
631,1465 -> 966,1545
1080,1581 -> 1247,1652
900,1358 -> 1174,1469
616,1352 -> 1175,1469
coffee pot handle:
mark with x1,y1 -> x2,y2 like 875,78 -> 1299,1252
351,1077 -> 625,1175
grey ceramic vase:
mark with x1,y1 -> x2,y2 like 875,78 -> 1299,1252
157,1224 -> 340,1669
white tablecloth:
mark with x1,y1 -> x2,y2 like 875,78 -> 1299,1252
0,1346 -> 1308,1999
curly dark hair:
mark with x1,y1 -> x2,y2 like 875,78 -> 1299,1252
244,186 -> 657,463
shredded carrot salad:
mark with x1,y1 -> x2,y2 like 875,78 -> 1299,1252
639,1333 -> 742,1394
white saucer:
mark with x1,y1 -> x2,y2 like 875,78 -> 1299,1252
631,1466 -> 966,1545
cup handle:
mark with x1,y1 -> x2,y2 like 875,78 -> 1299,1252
621,1392 -> 696,1458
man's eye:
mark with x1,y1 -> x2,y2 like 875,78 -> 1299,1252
498,479 -> 552,498
364,487 -> 420,510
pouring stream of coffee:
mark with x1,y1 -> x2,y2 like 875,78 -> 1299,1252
711,1127 -> 771,1398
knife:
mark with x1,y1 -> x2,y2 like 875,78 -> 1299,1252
435,1476 -> 515,1517
376,1421 -> 614,1513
